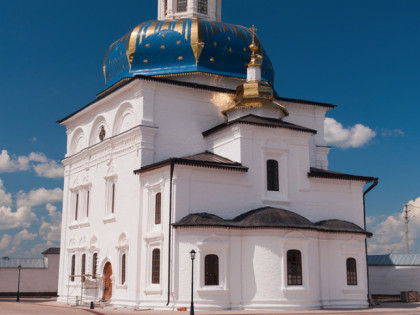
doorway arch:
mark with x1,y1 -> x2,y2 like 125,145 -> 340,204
102,262 -> 113,301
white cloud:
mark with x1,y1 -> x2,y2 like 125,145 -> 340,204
39,220 -> 61,243
0,179 -> 12,207
16,187 -> 63,208
13,229 -> 37,245
33,160 -> 64,178
324,118 -> 376,149
381,128 -> 405,137
0,234 -> 11,250
0,206 -> 37,231
46,203 -> 62,223
0,150 -> 63,178
0,150 -> 30,172
28,152 -> 48,163
368,197 -> 420,254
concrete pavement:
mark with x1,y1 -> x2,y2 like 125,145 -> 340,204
0,298 -> 420,315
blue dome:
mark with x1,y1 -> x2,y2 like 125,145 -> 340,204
103,18 -> 274,88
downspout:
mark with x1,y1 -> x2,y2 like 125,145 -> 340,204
167,161 -> 175,306
363,178 -> 378,306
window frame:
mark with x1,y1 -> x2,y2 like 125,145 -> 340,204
287,249 -> 303,286
155,192 -> 161,225
121,253 -> 126,285
198,0 -> 207,14
266,159 -> 279,191
204,254 -> 219,286
104,175 -> 117,221
92,252 -> 98,279
346,257 -> 357,286
81,253 -> 86,282
70,254 -> 76,282
151,248 -> 160,284
177,0 -> 187,12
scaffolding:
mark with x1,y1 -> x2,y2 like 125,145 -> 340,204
67,274 -> 101,306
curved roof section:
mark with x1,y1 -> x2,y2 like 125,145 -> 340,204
103,18 -> 274,88
173,207 -> 371,236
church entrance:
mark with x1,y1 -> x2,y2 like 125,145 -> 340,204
102,262 -> 112,302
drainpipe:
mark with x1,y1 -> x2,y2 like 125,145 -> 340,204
363,178 -> 378,306
167,161 -> 175,306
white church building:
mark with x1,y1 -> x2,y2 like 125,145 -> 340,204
57,0 -> 377,310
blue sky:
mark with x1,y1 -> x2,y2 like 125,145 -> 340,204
0,0 -> 419,257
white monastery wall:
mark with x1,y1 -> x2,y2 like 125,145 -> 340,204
0,254 -> 59,294
368,266 -> 420,295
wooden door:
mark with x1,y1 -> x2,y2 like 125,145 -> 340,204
102,262 -> 112,301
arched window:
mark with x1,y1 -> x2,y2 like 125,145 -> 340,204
266,159 -> 279,191
346,258 -> 357,285
70,255 -> 76,282
152,249 -> 160,284
198,0 -> 207,14
177,0 -> 187,12
121,253 -> 126,285
287,250 -> 302,285
92,253 -> 98,279
205,254 -> 219,285
155,193 -> 161,225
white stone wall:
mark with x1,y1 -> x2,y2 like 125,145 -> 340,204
368,266 -> 420,295
0,254 -> 59,294
173,229 -> 368,310
58,77 -> 369,310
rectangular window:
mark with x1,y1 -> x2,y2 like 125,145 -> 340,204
111,183 -> 115,214
198,0 -> 207,14
121,254 -> 126,285
81,254 -> 86,282
92,253 -> 98,279
105,178 -> 117,216
75,193 -> 79,221
71,255 -> 75,282
86,190 -> 90,218
205,254 -> 219,285
155,193 -> 161,225
177,0 -> 187,12
267,159 -> 279,191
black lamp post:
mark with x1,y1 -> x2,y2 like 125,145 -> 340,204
17,265 -> 21,302
190,249 -> 196,315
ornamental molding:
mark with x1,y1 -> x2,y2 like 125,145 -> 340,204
63,125 -> 154,172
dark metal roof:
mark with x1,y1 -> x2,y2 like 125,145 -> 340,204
134,151 -> 248,174
202,114 -> 317,137
42,247 -> 60,255
173,206 -> 371,236
58,75 -> 336,124
368,254 -> 420,266
315,220 -> 372,236
308,167 -> 377,182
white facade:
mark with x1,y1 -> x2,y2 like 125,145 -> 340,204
57,0 -> 375,310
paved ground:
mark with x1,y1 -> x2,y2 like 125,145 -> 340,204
1,298 -> 420,315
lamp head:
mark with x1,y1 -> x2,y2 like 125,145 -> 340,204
190,249 -> 196,261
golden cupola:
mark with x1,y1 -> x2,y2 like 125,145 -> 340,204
223,26 -> 288,121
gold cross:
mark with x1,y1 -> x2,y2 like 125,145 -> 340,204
249,25 -> 258,44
